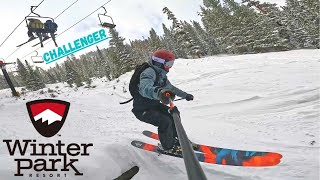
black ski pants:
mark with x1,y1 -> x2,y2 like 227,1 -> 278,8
132,104 -> 178,150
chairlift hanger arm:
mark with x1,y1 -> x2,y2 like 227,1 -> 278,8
30,6 -> 41,17
101,6 -> 107,15
26,5 -> 55,23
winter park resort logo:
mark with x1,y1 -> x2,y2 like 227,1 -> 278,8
2,99 -> 94,178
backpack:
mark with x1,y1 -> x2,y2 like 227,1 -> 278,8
120,62 -> 159,104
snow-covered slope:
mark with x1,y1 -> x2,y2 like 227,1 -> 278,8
0,49 -> 319,180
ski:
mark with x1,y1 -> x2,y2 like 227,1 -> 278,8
131,140 -> 281,166
142,130 -> 282,166
16,37 -> 37,47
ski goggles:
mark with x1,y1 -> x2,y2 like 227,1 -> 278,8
152,56 -> 174,68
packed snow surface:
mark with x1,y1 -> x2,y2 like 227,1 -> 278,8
0,49 -> 319,180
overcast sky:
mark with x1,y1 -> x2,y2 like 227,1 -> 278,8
0,0 -> 285,69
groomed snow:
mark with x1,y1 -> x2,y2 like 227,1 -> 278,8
0,49 -> 319,180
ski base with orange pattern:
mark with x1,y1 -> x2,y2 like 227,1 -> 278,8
139,130 -> 283,167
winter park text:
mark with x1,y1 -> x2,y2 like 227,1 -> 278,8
3,139 -> 93,177
43,29 -> 108,64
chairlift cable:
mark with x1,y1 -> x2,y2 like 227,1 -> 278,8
20,0 -> 112,60
54,0 -> 79,20
5,0 -> 81,61
0,0 -> 45,48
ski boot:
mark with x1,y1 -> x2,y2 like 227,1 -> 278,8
174,137 -> 200,151
156,144 -> 182,157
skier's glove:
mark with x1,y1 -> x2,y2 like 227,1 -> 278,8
185,94 -> 194,101
158,89 -> 175,105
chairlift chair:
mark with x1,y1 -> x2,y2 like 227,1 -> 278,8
98,6 -> 116,29
31,51 -> 44,63
24,6 -> 55,28
20,6 -> 58,48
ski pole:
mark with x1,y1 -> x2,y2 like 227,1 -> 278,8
165,92 -> 207,180
174,98 -> 184,102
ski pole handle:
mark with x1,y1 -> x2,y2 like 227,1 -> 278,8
165,92 -> 175,109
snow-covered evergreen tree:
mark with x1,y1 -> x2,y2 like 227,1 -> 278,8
130,39 -> 150,65
65,59 -> 83,87
96,46 -> 112,80
45,71 -> 57,84
192,21 -> 220,55
200,0 -> 231,53
148,28 -> 164,52
109,28 -> 135,78
55,63 -> 66,82
183,21 -> 205,57
25,61 -> 45,91
0,74 -> 8,89
16,58 -> 28,86
162,24 -> 183,58
163,7 -> 195,58
282,0 -> 319,48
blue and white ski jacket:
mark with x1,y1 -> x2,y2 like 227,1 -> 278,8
133,61 -> 187,111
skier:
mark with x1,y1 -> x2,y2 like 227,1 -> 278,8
43,20 -> 58,47
43,20 -> 57,38
44,20 -> 58,33
131,49 -> 194,153
27,18 -> 43,40
17,18 -> 45,47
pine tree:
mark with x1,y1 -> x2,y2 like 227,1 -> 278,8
54,63 -> 66,82
92,47 -> 104,78
8,72 -> 20,88
182,21 -> 205,57
192,21 -> 220,55
200,0 -> 231,53
39,67 -> 56,84
148,28 -> 164,51
96,46 -> 112,80
52,69 -> 62,82
65,60 -> 83,87
79,55 -> 94,79
109,28 -> 135,78
46,71 -> 56,84
129,39 -> 150,64
282,0 -> 319,48
25,61 -> 45,91
163,7 -> 192,58
0,74 -> 8,89
242,0 -> 291,52
16,58 -> 28,86
162,24 -> 182,57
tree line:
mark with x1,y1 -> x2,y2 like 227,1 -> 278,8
0,0 -> 318,91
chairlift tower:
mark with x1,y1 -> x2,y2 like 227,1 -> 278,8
0,59 -> 19,97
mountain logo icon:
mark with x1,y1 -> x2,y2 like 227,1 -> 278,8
26,99 -> 70,138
